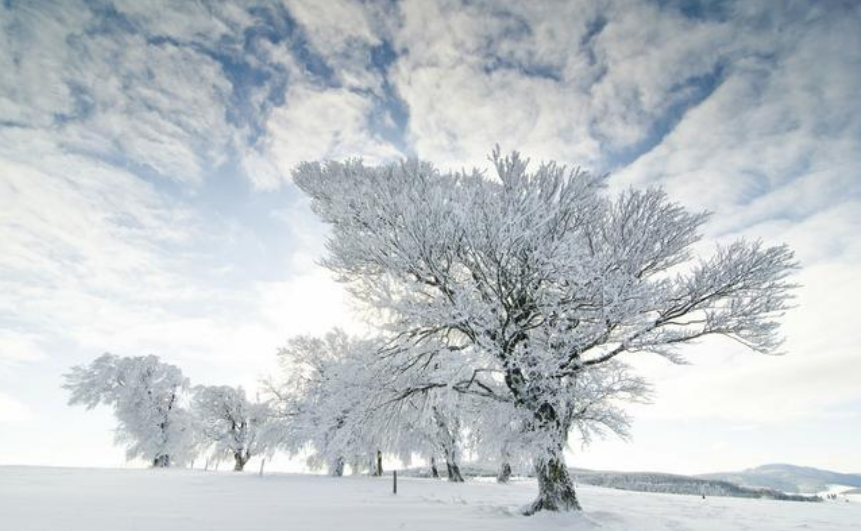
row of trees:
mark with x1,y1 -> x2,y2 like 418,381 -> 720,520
63,354 -> 270,471
260,328 -> 650,485
65,149 -> 796,514
63,338 -> 646,483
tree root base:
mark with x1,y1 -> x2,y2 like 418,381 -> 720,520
523,496 -> 582,515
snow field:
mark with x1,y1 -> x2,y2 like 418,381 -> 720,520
0,466 -> 859,531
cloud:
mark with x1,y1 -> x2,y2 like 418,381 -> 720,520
612,2 -> 859,217
59,35 -> 234,183
109,0 -> 253,45
0,1 -> 238,184
282,0 -> 391,92
251,83 -> 403,187
0,331 -> 47,375
387,0 -> 745,170
0,127 -> 206,373
388,0 -> 600,169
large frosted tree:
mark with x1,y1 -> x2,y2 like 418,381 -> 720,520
292,149 -> 796,513
63,353 -> 197,467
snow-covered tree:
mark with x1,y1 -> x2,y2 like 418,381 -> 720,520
389,385 -> 472,482
292,149 -> 797,513
429,400 -> 465,482
191,385 -> 272,471
63,353 -> 196,467
264,329 -> 386,476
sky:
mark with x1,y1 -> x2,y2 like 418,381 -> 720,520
0,0 -> 859,475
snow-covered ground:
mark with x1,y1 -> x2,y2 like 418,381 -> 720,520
0,466 -> 858,531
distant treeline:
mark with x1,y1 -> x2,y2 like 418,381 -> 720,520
573,470 -> 821,502
402,465 -> 821,502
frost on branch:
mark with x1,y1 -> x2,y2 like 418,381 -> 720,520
63,353 -> 196,467
292,149 -> 797,512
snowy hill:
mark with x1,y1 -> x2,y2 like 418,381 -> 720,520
698,464 -> 861,494
2,466 -> 857,531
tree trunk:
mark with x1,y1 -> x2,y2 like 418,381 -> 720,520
527,445 -> 580,514
375,450 -> 383,476
448,461 -> 464,482
433,407 -> 464,483
444,454 -> 464,482
349,455 -> 362,475
152,454 -> 170,468
330,456 -> 345,477
430,457 -> 439,479
497,462 -> 512,483
233,452 -> 248,471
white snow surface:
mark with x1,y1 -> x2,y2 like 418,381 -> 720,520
0,466 -> 858,531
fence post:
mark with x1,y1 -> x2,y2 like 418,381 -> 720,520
393,470 -> 397,495
259,458 -> 266,477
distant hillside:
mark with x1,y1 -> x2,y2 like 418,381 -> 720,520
571,469 -> 820,502
698,464 -> 861,494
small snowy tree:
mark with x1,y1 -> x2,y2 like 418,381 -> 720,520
389,385 -> 472,482
463,398 -> 525,483
429,400 -> 465,482
63,353 -> 196,467
191,385 -> 271,471
292,149 -> 797,513
265,329 -> 386,476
